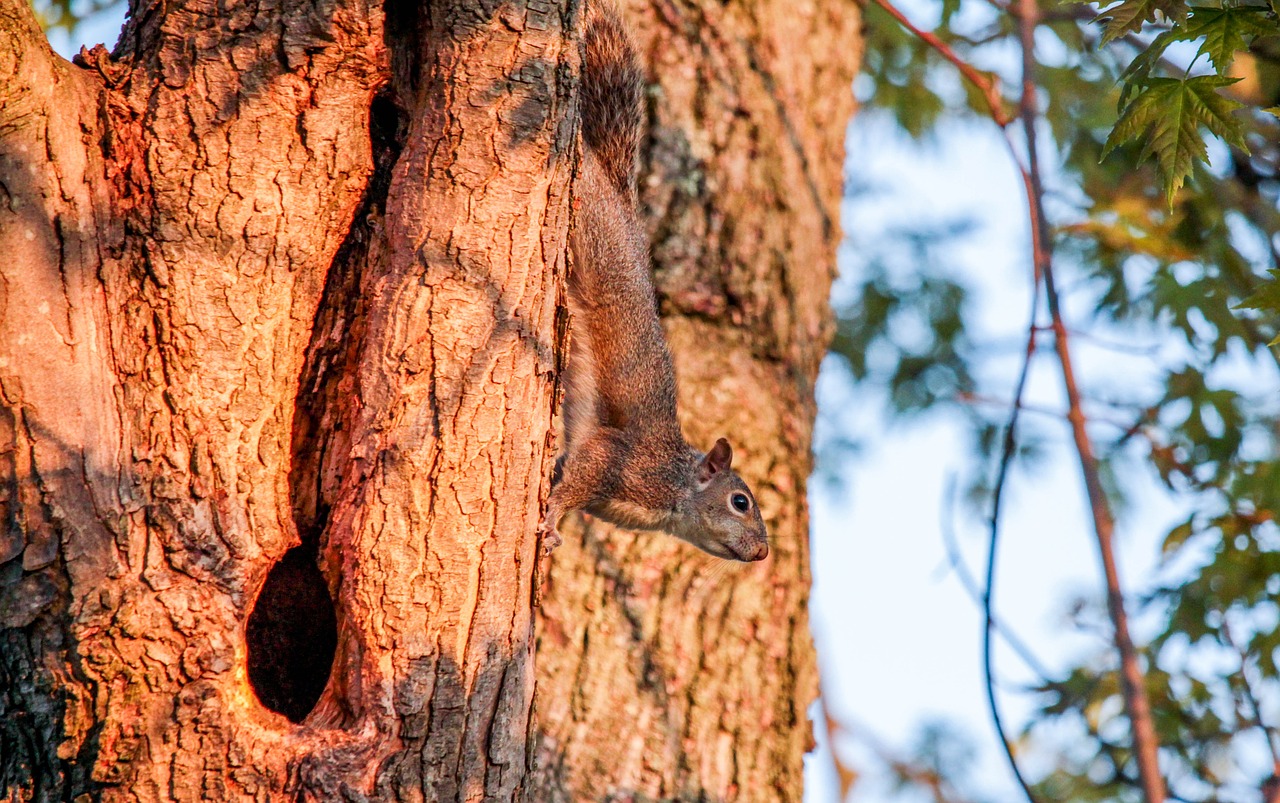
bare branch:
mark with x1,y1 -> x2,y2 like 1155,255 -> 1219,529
863,3 -> 1045,800
820,696 -> 859,800
828,713 -> 979,803
938,478 -> 1053,683
1011,0 -> 1167,797
979,242 -> 1043,803
867,0 -> 1014,127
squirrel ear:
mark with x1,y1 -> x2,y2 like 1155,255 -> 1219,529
699,438 -> 733,483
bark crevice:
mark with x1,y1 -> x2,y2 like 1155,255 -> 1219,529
284,81 -> 405,729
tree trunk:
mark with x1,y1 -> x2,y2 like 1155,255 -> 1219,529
0,0 -> 860,799
530,2 -> 861,801
1,0 -> 570,798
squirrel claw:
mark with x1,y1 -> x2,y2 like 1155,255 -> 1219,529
537,520 -> 563,555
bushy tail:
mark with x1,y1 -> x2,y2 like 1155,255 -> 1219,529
582,1 -> 644,197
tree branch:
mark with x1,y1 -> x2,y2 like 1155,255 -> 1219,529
0,0 -> 72,126
938,478 -> 1053,684
979,254 -> 1043,803
869,2 -> 1041,799
828,713 -> 979,803
871,0 -> 1168,799
1011,0 -> 1167,799
866,0 -> 1013,127
820,694 -> 859,800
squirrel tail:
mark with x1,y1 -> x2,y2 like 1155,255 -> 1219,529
582,1 -> 644,197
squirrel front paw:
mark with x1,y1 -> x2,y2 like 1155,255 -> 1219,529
537,519 -> 563,555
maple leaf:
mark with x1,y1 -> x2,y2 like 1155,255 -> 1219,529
1183,6 -> 1275,71
1093,0 -> 1189,44
1116,28 -> 1195,108
1238,271 -> 1280,312
1103,76 -> 1248,206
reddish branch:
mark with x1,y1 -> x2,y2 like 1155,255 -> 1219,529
871,0 -> 1169,800
1011,0 -> 1167,799
866,0 -> 1013,127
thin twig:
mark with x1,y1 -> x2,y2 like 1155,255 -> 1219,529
829,713 -> 978,803
955,392 -> 1063,422
870,1 -> 1042,797
939,477 -> 1053,683
979,259 -> 1043,803
1035,325 -> 1164,357
819,694 -> 858,801
956,391 -> 1137,431
1012,0 -> 1167,798
867,0 -> 1013,127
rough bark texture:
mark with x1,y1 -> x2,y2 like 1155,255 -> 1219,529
0,0 -> 572,798
0,0 -> 861,798
530,1 -> 862,801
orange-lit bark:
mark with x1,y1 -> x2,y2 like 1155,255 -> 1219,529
1,0 -> 569,797
0,0 -> 861,798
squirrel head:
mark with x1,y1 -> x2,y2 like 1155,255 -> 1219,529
675,438 -> 769,562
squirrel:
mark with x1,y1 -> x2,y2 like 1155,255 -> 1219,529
538,1 -> 769,563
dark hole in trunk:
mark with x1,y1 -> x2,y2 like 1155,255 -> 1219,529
245,545 -> 336,723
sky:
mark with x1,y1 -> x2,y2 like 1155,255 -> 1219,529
800,114 -> 1182,802
39,6 -> 1249,803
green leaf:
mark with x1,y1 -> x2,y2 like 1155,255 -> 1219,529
1237,270 -> 1280,313
1094,0 -> 1189,44
1162,515 -> 1198,556
1237,270 -> 1280,345
1183,6 -> 1275,72
1103,76 -> 1248,206
1116,28 -> 1194,109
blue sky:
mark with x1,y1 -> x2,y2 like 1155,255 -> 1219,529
801,111 -> 1192,801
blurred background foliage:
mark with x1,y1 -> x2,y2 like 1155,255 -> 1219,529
831,0 -> 1280,799
30,0 -> 1280,798
29,0 -> 118,35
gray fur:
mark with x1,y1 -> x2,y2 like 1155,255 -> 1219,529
540,1 -> 769,563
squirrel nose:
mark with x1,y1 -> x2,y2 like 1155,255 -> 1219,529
746,541 -> 768,562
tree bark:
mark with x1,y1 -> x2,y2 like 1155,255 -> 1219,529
0,0 -> 861,798
530,1 -> 862,801
1,0 -> 571,798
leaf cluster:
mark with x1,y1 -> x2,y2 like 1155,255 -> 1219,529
29,0 -> 120,35
833,0 -> 1280,798
1097,0 -> 1280,205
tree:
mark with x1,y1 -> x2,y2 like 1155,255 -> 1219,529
0,0 -> 862,799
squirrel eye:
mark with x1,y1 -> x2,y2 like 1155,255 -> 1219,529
731,493 -> 751,513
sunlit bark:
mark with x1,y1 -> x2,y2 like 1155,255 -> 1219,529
0,0 -> 861,799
